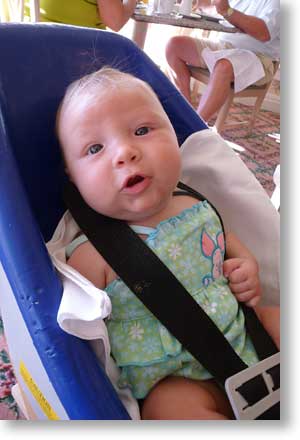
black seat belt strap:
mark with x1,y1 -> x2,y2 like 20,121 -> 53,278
64,181 -> 248,385
242,305 -> 278,360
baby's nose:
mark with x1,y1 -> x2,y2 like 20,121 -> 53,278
114,144 -> 141,166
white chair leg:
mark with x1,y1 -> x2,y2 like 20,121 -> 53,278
190,78 -> 201,107
215,92 -> 234,132
248,92 -> 268,134
271,165 -> 280,210
29,0 -> 40,22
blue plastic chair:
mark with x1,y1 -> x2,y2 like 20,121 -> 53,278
0,23 -> 207,420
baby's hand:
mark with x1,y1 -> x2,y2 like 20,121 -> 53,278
223,257 -> 261,307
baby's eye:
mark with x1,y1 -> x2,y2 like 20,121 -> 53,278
87,144 -> 103,155
135,126 -> 150,136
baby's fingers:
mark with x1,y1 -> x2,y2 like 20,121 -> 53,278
223,258 -> 243,278
234,292 -> 261,308
229,278 -> 253,294
227,267 -> 248,284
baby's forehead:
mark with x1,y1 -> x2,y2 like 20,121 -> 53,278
60,76 -> 165,131
77,81 -> 160,112
99,79 -> 158,102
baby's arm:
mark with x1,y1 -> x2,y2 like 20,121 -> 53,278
223,232 -> 261,307
67,240 -> 108,289
224,233 -> 280,348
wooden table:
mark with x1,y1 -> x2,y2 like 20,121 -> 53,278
132,9 -> 240,49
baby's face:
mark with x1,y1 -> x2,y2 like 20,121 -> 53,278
60,83 -> 181,223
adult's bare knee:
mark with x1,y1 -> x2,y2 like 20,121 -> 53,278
212,59 -> 234,82
166,36 -> 181,64
165,36 -> 193,64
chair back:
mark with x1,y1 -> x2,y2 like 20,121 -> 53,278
0,23 -> 206,419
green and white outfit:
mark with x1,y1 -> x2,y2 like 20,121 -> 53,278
105,199 -> 259,399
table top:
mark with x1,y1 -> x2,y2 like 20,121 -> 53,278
133,10 -> 240,34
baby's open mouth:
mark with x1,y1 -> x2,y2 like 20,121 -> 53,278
122,174 -> 150,194
125,175 -> 145,188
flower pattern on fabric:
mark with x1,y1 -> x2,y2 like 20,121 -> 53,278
129,323 -> 144,340
210,302 -> 218,314
167,243 -> 182,260
105,201 -> 259,399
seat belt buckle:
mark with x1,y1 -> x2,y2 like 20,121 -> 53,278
225,352 -> 280,420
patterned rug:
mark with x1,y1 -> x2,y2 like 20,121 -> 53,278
0,103 -> 280,420
212,103 -> 280,197
0,317 -> 24,419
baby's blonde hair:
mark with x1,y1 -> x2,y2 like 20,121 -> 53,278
56,67 -> 160,142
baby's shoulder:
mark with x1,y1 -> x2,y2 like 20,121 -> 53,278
173,193 -> 203,212
67,238 -> 109,289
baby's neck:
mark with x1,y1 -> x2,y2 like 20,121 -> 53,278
128,193 -> 199,229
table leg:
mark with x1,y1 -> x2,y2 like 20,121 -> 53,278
132,21 -> 149,49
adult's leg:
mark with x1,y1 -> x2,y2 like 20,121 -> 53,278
141,376 -> 233,420
199,53 -> 274,121
196,58 -> 234,122
166,36 -> 234,122
165,36 -> 205,102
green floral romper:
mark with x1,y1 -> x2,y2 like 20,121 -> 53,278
105,199 -> 259,399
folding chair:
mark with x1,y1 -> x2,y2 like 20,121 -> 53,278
189,61 -> 280,134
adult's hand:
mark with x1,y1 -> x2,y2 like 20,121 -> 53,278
211,0 -> 230,16
98,0 -> 137,32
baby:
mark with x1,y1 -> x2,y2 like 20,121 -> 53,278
56,67 -> 279,420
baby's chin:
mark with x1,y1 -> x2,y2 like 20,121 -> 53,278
103,205 -> 162,224
89,191 -> 174,224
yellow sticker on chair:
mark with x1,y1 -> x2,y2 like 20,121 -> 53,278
19,361 -> 60,420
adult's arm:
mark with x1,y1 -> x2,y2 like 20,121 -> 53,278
212,0 -> 271,42
98,0 -> 137,32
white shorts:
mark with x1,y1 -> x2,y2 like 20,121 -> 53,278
194,38 -> 275,89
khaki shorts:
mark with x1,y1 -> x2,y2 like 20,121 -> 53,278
194,38 -> 275,86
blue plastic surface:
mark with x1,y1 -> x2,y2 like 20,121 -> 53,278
0,23 -> 207,419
